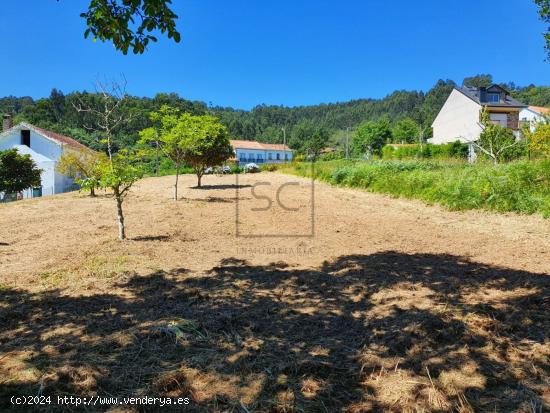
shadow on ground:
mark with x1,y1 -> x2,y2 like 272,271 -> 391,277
191,184 -> 252,190
0,252 -> 548,412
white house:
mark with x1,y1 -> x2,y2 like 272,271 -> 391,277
0,115 -> 88,199
230,140 -> 293,166
519,106 -> 549,132
430,85 -> 527,145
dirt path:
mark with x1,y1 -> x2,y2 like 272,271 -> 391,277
0,172 -> 548,412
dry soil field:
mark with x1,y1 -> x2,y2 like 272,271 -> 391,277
1,172 -> 549,412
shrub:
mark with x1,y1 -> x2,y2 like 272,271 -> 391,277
261,163 -> 280,172
382,142 -> 469,160
231,165 -> 244,174
318,150 -> 344,161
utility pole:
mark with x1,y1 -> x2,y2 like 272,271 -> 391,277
345,127 -> 351,159
281,126 -> 287,163
418,125 -> 428,159
155,140 -> 160,176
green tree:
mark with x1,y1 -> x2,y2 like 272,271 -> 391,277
97,152 -> 142,239
474,107 -> 523,165
0,149 -> 42,195
74,79 -> 142,240
177,114 -> 233,187
304,127 -> 329,160
526,121 -> 550,157
352,119 -> 392,157
392,118 -> 419,143
80,0 -> 181,54
289,120 -> 329,156
535,0 -> 550,59
56,149 -> 105,197
463,74 -> 493,88
139,105 -> 188,200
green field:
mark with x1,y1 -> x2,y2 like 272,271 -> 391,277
280,159 -> 550,217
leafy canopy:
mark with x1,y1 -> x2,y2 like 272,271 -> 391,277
527,122 -> 550,157
171,113 -> 233,186
139,105 -> 194,198
392,118 -> 419,144
352,119 -> 392,156
80,0 -> 181,54
97,150 -> 142,198
139,105 -> 186,166
463,74 -> 493,89
289,120 -> 330,155
56,149 -> 106,196
536,0 -> 550,59
475,108 -> 522,164
0,149 -> 42,194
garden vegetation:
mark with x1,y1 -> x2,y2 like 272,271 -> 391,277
281,159 -> 550,217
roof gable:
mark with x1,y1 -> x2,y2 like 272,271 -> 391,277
455,86 -> 526,108
0,123 -> 88,150
485,84 -> 509,94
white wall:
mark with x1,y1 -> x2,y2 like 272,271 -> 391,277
28,129 -> 62,160
235,148 -> 293,164
0,131 -> 21,150
520,108 -> 546,132
0,128 -> 61,159
0,127 -> 73,197
431,89 -> 483,144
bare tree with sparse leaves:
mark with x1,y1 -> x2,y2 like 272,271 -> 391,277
73,78 -> 141,240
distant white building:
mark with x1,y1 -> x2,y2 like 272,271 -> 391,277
230,140 -> 293,166
0,115 -> 88,199
519,106 -> 549,132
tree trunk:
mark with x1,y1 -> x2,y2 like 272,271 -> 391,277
174,165 -> 179,200
197,173 -> 202,188
90,186 -> 96,197
115,194 -> 126,240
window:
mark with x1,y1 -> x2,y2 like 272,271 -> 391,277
284,153 -> 288,160
487,93 -> 500,103
268,153 -> 272,160
489,113 -> 507,127
21,130 -> 30,146
276,153 -> 280,160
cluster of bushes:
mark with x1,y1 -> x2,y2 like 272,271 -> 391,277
282,159 -> 550,217
260,163 -> 281,172
381,141 -> 469,160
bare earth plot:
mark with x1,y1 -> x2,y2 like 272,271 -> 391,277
0,172 -> 549,412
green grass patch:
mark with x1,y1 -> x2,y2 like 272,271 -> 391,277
280,159 -> 550,217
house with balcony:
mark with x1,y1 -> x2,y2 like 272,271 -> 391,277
430,85 -> 527,146
230,140 -> 293,166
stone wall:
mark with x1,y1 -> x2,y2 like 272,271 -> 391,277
507,112 -> 519,130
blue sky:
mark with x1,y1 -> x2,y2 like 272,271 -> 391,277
0,0 -> 548,109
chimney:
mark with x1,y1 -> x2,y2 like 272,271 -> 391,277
3,114 -> 13,131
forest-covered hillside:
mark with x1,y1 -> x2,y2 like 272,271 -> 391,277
1,75 -> 549,153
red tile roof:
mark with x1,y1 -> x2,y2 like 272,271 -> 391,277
230,139 -> 291,151
32,125 -> 88,150
529,106 -> 550,115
